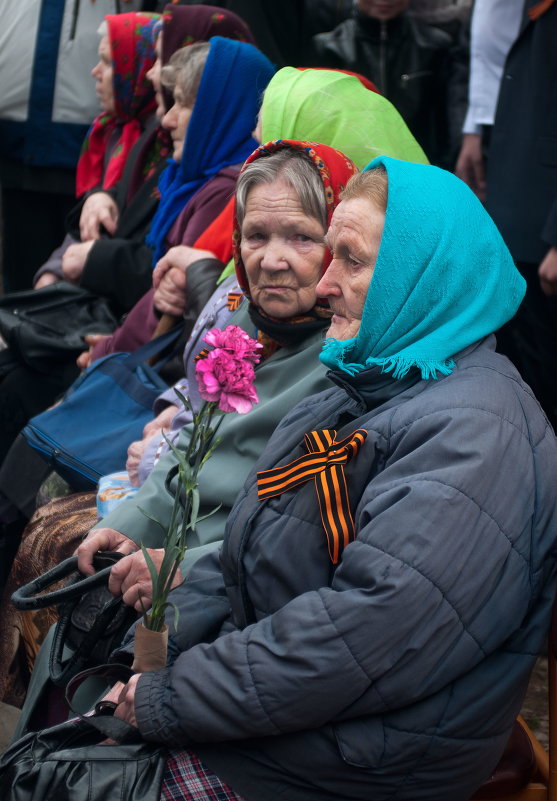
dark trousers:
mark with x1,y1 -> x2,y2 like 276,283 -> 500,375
0,361 -> 79,466
1,186 -> 75,293
496,260 -> 557,430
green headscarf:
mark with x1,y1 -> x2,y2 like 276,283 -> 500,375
320,156 -> 526,379
218,66 -> 429,283
261,67 -> 429,170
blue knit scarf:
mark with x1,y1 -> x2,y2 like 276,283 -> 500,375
146,37 -> 275,266
320,156 -> 526,379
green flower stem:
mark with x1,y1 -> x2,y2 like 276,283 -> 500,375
142,400 -> 225,632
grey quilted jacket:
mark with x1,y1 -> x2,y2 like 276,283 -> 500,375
133,336 -> 557,801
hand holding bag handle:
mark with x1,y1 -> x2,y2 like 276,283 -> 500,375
11,552 -> 139,686
11,551 -> 123,611
0,662 -> 167,801
65,662 -> 140,743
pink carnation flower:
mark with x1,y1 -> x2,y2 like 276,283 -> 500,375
203,325 -> 262,364
195,325 -> 261,414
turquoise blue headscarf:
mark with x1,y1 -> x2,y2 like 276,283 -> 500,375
320,156 -> 526,379
146,37 -> 275,266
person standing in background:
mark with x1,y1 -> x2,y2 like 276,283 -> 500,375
456,0 -> 557,429
0,0 -> 149,292
310,0 -> 461,167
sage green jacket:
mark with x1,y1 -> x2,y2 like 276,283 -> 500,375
95,303 -> 330,573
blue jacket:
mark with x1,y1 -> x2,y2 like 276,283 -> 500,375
133,336 -> 557,801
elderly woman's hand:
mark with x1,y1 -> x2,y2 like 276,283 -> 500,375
153,266 -> 188,316
143,404 -> 178,438
76,528 -> 138,576
76,333 -> 110,369
539,246 -> 557,296
62,241 -> 95,282
113,674 -> 141,728
126,404 -> 178,486
455,133 -> 486,203
126,440 -> 149,487
152,245 -> 218,315
80,192 -> 119,241
34,272 -> 60,289
108,548 -> 183,610
99,676 -> 140,730
153,245 -> 216,289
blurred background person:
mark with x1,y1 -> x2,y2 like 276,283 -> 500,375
456,0 -> 557,429
34,11 -> 161,290
311,0 -> 465,168
0,0 -> 149,293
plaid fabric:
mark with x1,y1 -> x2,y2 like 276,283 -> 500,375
161,750 -> 246,801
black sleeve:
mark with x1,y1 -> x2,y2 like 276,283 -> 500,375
80,238 -> 154,313
542,195 -> 557,248
64,188 -> 119,240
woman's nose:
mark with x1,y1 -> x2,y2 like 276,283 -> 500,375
161,106 -> 175,130
260,239 -> 287,271
316,261 -> 339,297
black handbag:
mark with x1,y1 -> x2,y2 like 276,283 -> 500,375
0,663 -> 167,801
0,281 -> 118,374
11,552 -> 139,686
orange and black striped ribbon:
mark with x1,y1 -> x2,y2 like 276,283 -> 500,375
227,291 -> 243,311
257,428 -> 367,564
528,0 -> 556,19
194,347 -> 209,362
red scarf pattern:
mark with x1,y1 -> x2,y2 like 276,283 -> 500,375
75,12 -> 159,197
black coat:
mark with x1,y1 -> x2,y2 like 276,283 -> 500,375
65,117 -> 166,314
311,10 -> 456,167
486,0 -> 557,264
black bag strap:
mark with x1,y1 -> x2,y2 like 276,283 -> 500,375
65,662 -> 144,743
0,281 -> 95,311
49,592 -> 134,686
11,551 -> 126,611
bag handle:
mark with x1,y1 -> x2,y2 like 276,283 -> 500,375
123,322 -> 184,370
11,551 -> 126,611
49,592 -> 133,686
65,662 -> 144,743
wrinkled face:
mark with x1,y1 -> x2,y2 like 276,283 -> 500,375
161,86 -> 193,162
241,177 -> 326,319
317,196 -> 385,340
146,34 -> 164,119
357,0 -> 409,20
91,35 -> 114,114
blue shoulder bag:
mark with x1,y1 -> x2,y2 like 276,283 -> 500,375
23,326 -> 182,492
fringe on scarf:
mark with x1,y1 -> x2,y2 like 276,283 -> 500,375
321,337 -> 455,380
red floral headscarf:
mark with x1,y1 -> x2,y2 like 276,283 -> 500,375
230,140 -> 358,356
233,139 -> 359,294
75,12 -> 159,197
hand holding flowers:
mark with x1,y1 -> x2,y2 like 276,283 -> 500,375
133,325 -> 261,670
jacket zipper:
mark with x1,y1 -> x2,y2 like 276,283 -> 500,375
380,21 -> 387,96
401,70 -> 433,83
69,0 -> 80,41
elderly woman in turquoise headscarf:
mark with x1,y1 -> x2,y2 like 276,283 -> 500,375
93,63 -> 430,459
110,158 -> 557,801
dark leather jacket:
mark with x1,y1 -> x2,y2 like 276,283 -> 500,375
312,11 -> 455,167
